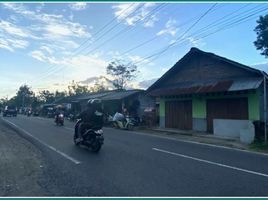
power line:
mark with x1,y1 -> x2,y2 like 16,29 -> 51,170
35,4 -> 168,85
84,3 -> 168,56
132,3 -> 218,66
31,3 -> 141,85
135,5 -> 268,66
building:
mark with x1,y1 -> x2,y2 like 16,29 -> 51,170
147,48 -> 267,140
54,89 -> 155,119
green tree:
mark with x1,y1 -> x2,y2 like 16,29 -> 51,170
54,90 -> 67,101
68,80 -> 90,96
254,15 -> 268,57
106,60 -> 137,90
0,97 -> 8,108
39,90 -> 55,104
15,85 -> 34,107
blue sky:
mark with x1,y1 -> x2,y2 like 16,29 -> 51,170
0,2 -> 267,98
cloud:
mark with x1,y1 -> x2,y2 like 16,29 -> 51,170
69,3 -> 88,11
1,3 -> 91,57
157,19 -> 178,37
0,20 -> 28,38
40,46 -> 54,54
0,38 -> 14,52
29,50 -> 59,64
112,3 -> 159,27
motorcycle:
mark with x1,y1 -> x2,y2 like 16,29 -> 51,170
27,110 -> 32,117
113,116 -> 137,131
55,113 -> 64,126
73,119 -> 104,153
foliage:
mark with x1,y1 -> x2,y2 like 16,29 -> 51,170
249,140 -> 268,153
106,60 -> 137,90
39,90 -> 55,104
68,80 -> 90,96
254,15 -> 268,57
15,85 -> 34,107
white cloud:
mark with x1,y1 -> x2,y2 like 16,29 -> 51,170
69,3 -> 88,11
0,38 -> 14,52
40,46 -> 53,54
0,20 -> 28,38
2,3 -> 91,55
157,19 -> 178,37
112,3 -> 159,28
7,39 -> 29,49
29,50 -> 60,64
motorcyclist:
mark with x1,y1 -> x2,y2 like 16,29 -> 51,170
76,99 -> 103,143
54,107 -> 63,123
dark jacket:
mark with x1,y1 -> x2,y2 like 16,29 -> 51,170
78,107 -> 104,128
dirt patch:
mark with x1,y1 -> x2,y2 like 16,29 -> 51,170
0,120 -> 49,196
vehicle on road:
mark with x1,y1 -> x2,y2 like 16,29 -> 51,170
3,106 -> 17,117
73,119 -> 104,152
27,110 -> 32,117
55,113 -> 64,126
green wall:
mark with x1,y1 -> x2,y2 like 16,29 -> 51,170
248,91 -> 260,120
159,98 -> 165,117
159,90 -> 260,122
192,97 -> 206,118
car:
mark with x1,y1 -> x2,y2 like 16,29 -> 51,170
3,106 -> 17,117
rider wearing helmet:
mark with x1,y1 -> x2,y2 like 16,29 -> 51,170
76,99 -> 103,142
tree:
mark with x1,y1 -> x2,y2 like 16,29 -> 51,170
39,90 -> 55,104
54,90 -> 67,100
0,97 -> 8,108
254,15 -> 268,57
106,60 -> 137,90
15,85 -> 34,107
68,80 -> 90,96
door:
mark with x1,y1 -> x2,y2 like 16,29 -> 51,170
207,98 -> 248,133
165,100 -> 192,130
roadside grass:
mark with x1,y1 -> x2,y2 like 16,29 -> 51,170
249,141 -> 268,153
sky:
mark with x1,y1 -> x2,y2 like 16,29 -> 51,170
0,2 -> 268,98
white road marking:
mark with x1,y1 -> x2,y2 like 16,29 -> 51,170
106,127 -> 268,157
2,118 -> 81,165
153,148 -> 268,178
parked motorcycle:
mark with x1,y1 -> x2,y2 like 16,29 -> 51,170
73,119 -> 104,153
55,114 -> 64,126
113,116 -> 137,131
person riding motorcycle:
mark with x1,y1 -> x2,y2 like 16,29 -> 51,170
76,99 -> 103,143
54,108 -> 63,122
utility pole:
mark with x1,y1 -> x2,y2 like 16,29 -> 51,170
262,71 -> 267,143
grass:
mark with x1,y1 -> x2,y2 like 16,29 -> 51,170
249,141 -> 268,153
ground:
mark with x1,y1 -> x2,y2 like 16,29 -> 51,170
0,120 -> 48,196
1,115 -> 268,196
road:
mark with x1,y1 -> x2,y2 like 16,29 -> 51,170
1,114 -> 268,196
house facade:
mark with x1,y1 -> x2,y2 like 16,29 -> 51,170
147,48 -> 267,139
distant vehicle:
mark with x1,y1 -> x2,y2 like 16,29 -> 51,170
55,113 -> 64,126
3,106 -> 17,117
27,110 -> 32,117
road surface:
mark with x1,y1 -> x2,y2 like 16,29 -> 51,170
1,115 -> 268,196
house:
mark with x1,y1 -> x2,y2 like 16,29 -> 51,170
147,47 -> 267,140
54,90 -> 155,120
78,89 -> 155,118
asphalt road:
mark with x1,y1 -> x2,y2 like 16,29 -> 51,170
2,114 -> 268,196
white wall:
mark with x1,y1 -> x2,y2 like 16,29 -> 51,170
213,119 -> 255,144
